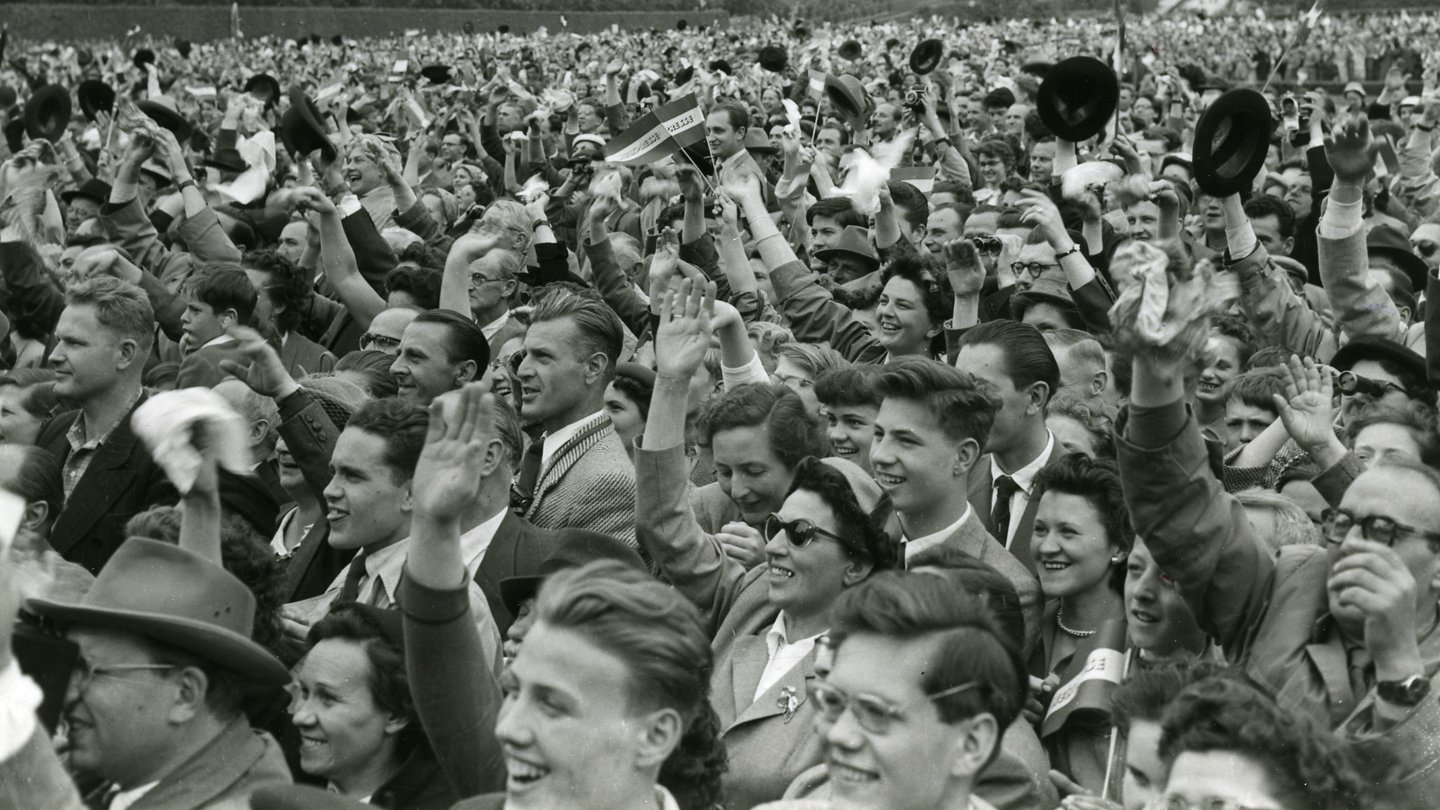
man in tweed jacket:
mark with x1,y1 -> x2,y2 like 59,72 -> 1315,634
515,287 -> 638,550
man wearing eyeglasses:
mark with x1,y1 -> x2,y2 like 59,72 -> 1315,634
1119,326 -> 1440,809
755,572 -> 1027,810
356,307 -> 418,357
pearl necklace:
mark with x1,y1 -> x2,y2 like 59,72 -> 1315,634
1056,603 -> 1096,638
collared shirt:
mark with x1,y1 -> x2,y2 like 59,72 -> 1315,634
480,310 -> 511,341
62,389 -> 143,502
341,538 -> 411,609
459,508 -> 508,576
110,781 -> 159,810
990,431 -> 1055,549
198,334 -> 234,351
902,504 -> 974,565
754,612 -> 823,702
540,410 -> 605,470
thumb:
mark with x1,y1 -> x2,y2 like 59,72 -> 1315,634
1047,768 -> 1091,798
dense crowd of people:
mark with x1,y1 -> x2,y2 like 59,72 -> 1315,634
2,6 -> 1440,810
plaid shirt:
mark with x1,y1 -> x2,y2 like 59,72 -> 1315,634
61,390 -> 142,503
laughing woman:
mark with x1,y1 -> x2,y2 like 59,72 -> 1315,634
1027,453 -> 1132,795
289,603 -> 457,809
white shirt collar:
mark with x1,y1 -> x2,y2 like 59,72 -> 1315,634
110,782 -> 160,810
541,410 -> 605,469
902,503 -> 974,563
479,310 -> 510,340
990,431 -> 1055,494
199,334 -> 235,350
366,539 -> 411,606
459,509 -> 509,574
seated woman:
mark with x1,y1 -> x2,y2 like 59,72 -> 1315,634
289,603 -> 456,809
1026,453 -> 1132,795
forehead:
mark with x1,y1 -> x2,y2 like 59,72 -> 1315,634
524,317 -> 580,349
71,626 -> 152,659
778,488 -> 833,523
280,221 -> 308,240
401,321 -> 452,354
333,426 -> 391,468
877,395 -> 945,437
928,208 -> 963,229
957,343 -> 1010,387
57,303 -> 104,336
882,275 -> 927,301
1019,242 -> 1056,261
711,423 -> 780,464
1353,421 -> 1420,450
299,637 -> 373,683
829,632 -> 937,703
514,622 -> 632,705
1224,400 -> 1274,420
1342,466 -> 1440,524
1126,200 -> 1161,217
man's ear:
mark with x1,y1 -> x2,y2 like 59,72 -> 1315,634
169,667 -> 210,724
115,338 -> 142,372
583,352 -> 609,386
456,359 -> 479,386
1026,381 -> 1050,417
1089,368 -> 1109,399
21,500 -> 48,531
951,437 -> 980,478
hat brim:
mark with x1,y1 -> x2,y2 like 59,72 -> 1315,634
25,598 -> 289,686
136,101 -> 195,142
279,88 -> 337,163
909,40 -> 943,75
824,75 -> 869,120
1192,88 -> 1274,198
24,87 -> 73,143
1369,245 -> 1429,294
77,82 -> 116,120
1329,337 -> 1426,378
1036,56 -> 1119,143
813,246 -> 879,266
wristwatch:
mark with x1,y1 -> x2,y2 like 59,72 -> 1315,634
1377,674 -> 1431,707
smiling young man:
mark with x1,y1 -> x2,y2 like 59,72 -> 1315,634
755,571 -> 1026,810
389,309 -> 489,405
871,357 -> 1041,653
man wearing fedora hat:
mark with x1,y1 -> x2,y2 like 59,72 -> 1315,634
0,538 -> 292,810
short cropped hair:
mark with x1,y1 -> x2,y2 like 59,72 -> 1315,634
1243,194 -> 1296,240
346,399 -> 430,484
529,285 -> 624,380
1345,400 -> 1440,467
828,571 -> 1026,765
875,357 -> 1001,447
64,276 -> 155,356
698,383 -> 826,466
1218,367 -> 1286,413
774,343 -> 849,380
183,267 -> 257,325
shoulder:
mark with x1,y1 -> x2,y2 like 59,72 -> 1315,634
37,409 -> 80,447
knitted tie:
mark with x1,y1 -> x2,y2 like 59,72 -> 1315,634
992,475 -> 1021,548
510,437 -> 545,514
335,547 -> 372,605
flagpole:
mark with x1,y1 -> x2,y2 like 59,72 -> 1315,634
1100,646 -> 1136,803
1262,0 -> 1325,93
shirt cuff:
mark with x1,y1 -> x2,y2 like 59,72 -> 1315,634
0,661 -> 43,762
1225,219 -> 1258,261
336,194 -> 363,218
1318,194 -> 1364,240
722,352 -> 771,390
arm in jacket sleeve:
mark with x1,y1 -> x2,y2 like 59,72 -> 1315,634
1317,190 -> 1409,347
339,203 -> 398,295
585,237 -> 652,337
275,388 -> 340,506
1118,358 -> 1277,658
0,240 -> 64,340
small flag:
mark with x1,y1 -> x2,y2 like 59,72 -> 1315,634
808,70 -> 827,100
655,93 -> 705,150
605,112 -> 673,166
1041,620 -> 1128,739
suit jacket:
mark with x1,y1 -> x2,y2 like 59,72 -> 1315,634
522,414 -> 638,551
907,508 -> 1042,658
122,719 -> 290,810
470,511 -> 562,634
36,395 -> 179,575
273,389 -> 355,602
175,340 -> 250,390
1118,398 -> 1440,809
279,331 -> 337,379
967,450 -> 1066,575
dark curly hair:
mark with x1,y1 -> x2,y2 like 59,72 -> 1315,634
1032,453 -> 1133,593
384,264 -> 442,311
1159,676 -> 1367,810
242,249 -> 311,336
537,561 -> 726,810
698,382 -> 826,466
879,255 -> 950,359
306,604 -> 429,759
786,456 -> 900,571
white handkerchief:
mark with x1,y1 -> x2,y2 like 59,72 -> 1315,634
131,388 -> 252,494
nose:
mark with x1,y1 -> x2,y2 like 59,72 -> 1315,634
869,435 -> 894,469
764,525 -> 787,556
494,696 -> 532,748
389,356 -> 406,378
827,423 -> 847,445
822,701 -> 866,752
323,478 -> 343,504
1130,568 -> 1158,604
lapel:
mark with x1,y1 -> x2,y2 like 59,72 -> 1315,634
1008,452 -> 1064,573
280,516 -> 328,601
906,509 -> 991,569
720,634 -> 770,728
129,719 -> 267,810
477,512 -> 524,592
529,416 -> 612,506
49,400 -> 146,557
729,644 -> 817,731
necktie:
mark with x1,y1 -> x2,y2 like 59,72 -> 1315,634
511,436 -> 545,513
335,547 -> 371,604
992,475 -> 1020,548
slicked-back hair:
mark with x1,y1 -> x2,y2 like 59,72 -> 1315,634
887,181 -> 928,232
958,320 -> 1060,410
815,365 -> 883,410
874,357 -> 1001,448
346,399 -> 430,484
65,276 -> 156,356
710,99 -> 749,133
412,309 -> 490,371
529,285 -> 624,380
828,571 -> 1026,764
698,382 -> 826,467
536,561 -> 724,809
774,343 -> 849,380
1032,453 -> 1132,592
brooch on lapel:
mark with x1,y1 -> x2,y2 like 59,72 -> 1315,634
778,686 -> 799,723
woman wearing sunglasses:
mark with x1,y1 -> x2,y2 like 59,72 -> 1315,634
638,278 -> 901,809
